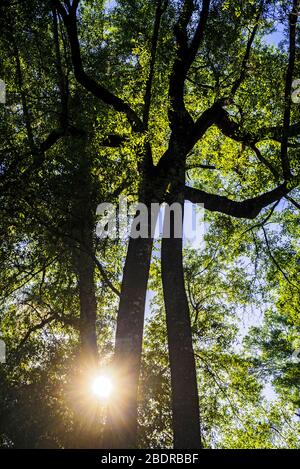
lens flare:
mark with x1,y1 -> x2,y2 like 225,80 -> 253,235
91,375 -> 113,399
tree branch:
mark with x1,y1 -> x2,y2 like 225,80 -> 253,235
262,226 -> 299,289
185,0 -> 211,72
185,182 -> 292,219
52,0 -> 143,131
231,7 -> 262,96
17,315 -> 56,350
280,0 -> 299,180
285,195 -> 300,210
93,256 -> 120,297
143,0 -> 165,129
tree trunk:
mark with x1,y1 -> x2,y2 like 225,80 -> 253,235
69,135 -> 100,448
76,229 -> 98,367
104,231 -> 154,448
70,134 -> 99,366
161,198 -> 201,449
72,239 -> 100,449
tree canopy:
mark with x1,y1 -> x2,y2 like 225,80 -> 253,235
0,0 -> 299,449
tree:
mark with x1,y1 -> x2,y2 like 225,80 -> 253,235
1,0 -> 300,449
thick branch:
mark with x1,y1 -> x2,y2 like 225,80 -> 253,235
185,182 -> 291,219
52,0 -> 143,131
169,0 -> 210,125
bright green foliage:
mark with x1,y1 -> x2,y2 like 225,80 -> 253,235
0,0 -> 300,449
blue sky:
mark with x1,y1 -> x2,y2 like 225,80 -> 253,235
263,22 -> 285,47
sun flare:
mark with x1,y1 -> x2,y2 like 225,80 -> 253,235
91,375 -> 113,399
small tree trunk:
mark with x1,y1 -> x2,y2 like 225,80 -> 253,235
70,136 -> 98,366
74,237 -> 100,449
161,199 -> 201,449
76,230 -> 98,367
69,135 -> 100,448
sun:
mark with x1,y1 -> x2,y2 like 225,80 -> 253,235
91,375 -> 113,399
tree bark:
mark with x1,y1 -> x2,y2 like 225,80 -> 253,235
76,228 -> 98,367
161,192 -> 201,449
104,229 -> 155,448
70,136 -> 100,448
69,131 -> 98,366
72,236 -> 100,448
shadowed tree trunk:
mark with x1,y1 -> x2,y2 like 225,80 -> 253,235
70,133 -> 100,448
73,236 -> 100,449
76,229 -> 98,367
104,202 -> 157,448
161,167 -> 201,449
68,119 -> 99,366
